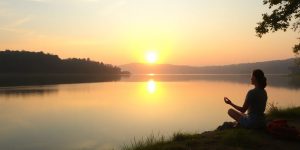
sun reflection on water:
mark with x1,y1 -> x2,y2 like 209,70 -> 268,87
147,80 -> 156,94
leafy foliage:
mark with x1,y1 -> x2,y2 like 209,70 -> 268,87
256,0 -> 300,54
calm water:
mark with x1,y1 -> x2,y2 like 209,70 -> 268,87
0,75 -> 299,150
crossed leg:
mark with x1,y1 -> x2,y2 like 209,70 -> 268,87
228,108 -> 246,122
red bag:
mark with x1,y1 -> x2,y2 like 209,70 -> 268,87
267,119 -> 299,139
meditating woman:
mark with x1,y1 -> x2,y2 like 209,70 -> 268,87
224,69 -> 268,128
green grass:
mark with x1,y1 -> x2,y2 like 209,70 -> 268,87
121,130 -> 272,150
122,132 -> 202,150
122,105 -> 300,150
267,103 -> 300,119
122,133 -> 166,150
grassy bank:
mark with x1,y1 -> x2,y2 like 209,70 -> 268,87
267,104 -> 300,119
122,106 -> 300,150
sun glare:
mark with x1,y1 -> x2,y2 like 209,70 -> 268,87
146,51 -> 157,64
147,80 -> 156,94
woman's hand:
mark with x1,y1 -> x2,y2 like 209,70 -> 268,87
224,97 -> 232,105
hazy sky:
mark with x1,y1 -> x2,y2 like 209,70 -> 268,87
0,0 -> 298,66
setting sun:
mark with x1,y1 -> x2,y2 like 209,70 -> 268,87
146,51 -> 158,64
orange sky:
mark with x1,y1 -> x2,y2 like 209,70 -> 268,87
0,0 -> 298,66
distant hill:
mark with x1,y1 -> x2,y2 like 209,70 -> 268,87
120,58 -> 298,74
0,50 -> 126,74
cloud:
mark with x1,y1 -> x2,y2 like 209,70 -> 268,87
28,0 -> 102,3
28,0 -> 50,2
0,9 -> 7,17
0,1 -> 10,17
100,0 -> 128,16
0,25 -> 34,35
11,16 -> 32,27
0,15 -> 33,37
0,27 -> 19,32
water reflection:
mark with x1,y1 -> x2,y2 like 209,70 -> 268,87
0,75 -> 299,150
0,74 -> 122,87
121,74 -> 300,90
0,86 -> 58,98
147,80 -> 156,94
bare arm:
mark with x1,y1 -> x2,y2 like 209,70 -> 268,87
224,97 -> 248,113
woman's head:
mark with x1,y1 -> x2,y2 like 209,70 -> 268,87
251,69 -> 267,89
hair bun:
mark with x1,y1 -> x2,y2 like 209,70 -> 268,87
253,69 -> 267,89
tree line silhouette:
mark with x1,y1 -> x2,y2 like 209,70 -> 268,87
0,50 -> 127,74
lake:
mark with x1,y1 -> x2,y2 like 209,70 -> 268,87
0,74 -> 299,150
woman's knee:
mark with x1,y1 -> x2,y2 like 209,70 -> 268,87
228,109 -> 240,121
228,108 -> 235,115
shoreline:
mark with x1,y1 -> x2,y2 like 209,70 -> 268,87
122,106 -> 300,150
0,73 -> 129,87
